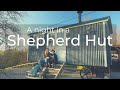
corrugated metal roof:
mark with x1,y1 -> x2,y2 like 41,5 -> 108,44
28,16 -> 112,35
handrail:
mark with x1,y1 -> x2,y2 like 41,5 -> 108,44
54,62 -> 65,79
0,62 -> 38,70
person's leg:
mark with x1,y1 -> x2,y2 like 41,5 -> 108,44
31,64 -> 40,77
53,59 -> 56,68
45,57 -> 49,66
49,60 -> 51,68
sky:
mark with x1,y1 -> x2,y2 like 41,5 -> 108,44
20,11 -> 120,33
1,11 -> 120,51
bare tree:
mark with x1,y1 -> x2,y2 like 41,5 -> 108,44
0,11 -> 25,49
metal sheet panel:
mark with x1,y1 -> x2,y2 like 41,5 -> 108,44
28,17 -> 112,67
28,34 -> 46,62
66,20 -> 112,67
55,32 -> 66,63
28,46 -> 45,62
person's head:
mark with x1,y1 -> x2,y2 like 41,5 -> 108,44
51,49 -> 55,54
45,48 -> 49,53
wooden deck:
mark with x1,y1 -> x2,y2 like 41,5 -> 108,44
26,63 -> 64,79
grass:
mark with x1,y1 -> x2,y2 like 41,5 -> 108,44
0,48 -> 28,69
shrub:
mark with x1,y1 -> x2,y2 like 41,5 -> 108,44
0,48 -> 28,68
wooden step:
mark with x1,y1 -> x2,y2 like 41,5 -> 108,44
26,76 -> 40,79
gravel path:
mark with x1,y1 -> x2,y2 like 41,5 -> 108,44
1,65 -> 120,79
0,67 -> 32,79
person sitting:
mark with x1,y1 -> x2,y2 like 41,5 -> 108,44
49,49 -> 58,68
52,49 -> 58,64
31,59 -> 48,77
44,48 -> 50,66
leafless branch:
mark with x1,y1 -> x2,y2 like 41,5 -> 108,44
0,11 -> 25,48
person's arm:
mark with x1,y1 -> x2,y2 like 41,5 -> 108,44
39,66 -> 43,72
42,67 -> 46,71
